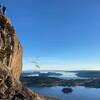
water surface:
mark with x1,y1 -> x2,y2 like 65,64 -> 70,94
31,86 -> 100,100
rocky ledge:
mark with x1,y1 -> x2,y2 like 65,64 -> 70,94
0,15 -> 58,100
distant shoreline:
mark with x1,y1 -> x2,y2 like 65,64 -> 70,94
21,76 -> 100,88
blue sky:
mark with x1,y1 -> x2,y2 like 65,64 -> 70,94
3,0 -> 100,70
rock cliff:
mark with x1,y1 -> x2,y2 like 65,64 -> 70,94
0,15 -> 22,80
0,15 -> 58,100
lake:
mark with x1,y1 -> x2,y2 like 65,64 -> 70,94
30,86 -> 100,100
22,71 -> 100,100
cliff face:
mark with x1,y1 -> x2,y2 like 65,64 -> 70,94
0,15 -> 41,99
0,15 -> 22,80
0,15 -> 58,100
9,36 -> 22,80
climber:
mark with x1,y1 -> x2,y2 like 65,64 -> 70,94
2,5 -> 6,15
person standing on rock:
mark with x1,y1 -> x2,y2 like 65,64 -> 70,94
2,5 -> 6,15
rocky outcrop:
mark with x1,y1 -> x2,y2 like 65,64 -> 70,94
0,15 -> 58,100
9,36 -> 22,80
0,15 -> 22,80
